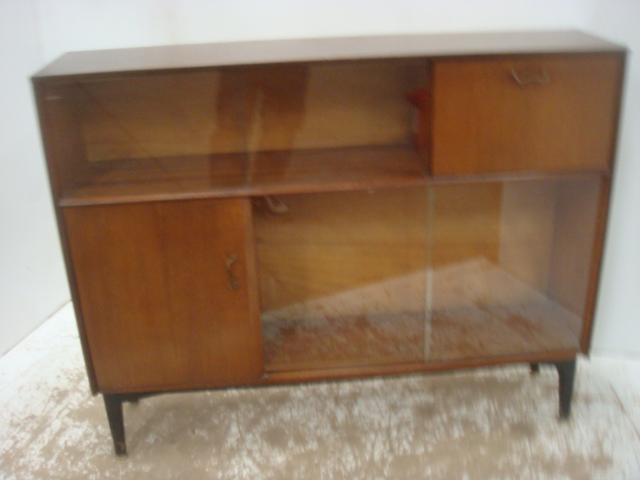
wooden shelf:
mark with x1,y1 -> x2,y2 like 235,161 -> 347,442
60,145 -> 428,206
262,260 -> 581,372
263,312 -> 425,372
262,297 -> 579,372
428,300 -> 580,362
62,153 -> 248,206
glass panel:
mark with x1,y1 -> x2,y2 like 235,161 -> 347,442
46,59 -> 429,203
256,176 -> 602,371
243,60 -> 427,153
244,60 -> 429,191
75,70 -> 246,162
255,188 -> 429,371
427,176 -> 601,362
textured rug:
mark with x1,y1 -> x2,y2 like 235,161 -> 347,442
1,304 -> 639,480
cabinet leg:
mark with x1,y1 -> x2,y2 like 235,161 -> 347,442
553,359 -> 577,420
103,394 -> 127,456
530,363 -> 540,375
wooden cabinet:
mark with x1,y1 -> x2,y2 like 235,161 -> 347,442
32,31 -> 626,456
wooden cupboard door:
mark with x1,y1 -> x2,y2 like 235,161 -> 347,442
63,198 -> 263,393
431,54 -> 623,175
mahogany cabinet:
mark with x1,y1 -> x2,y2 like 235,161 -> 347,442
32,31 -> 626,456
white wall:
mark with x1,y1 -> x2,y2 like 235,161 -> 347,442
34,0 -> 590,60
581,0 -> 640,359
0,2 -> 69,355
1,0 -> 638,356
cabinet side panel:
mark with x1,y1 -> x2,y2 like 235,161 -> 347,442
63,198 -> 263,393
33,82 -> 99,392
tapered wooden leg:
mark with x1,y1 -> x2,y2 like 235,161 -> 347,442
103,394 -> 127,456
530,363 -> 540,375
553,359 -> 577,419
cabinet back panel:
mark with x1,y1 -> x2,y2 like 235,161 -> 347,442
255,188 -> 429,312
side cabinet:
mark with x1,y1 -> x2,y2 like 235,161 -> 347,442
63,198 -> 263,393
32,31 -> 626,456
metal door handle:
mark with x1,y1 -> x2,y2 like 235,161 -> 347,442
226,254 -> 240,290
510,67 -> 550,85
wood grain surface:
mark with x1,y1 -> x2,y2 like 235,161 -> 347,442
431,54 -> 622,175
64,198 -> 263,393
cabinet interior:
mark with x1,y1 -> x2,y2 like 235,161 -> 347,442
255,176 -> 601,372
46,59 -> 430,205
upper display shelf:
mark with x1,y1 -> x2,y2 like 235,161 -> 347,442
32,30 -> 625,80
32,31 -> 625,206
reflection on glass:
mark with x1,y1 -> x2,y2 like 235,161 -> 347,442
256,177 -> 601,371
71,60 -> 427,163
255,189 -> 429,370
428,178 -> 599,361
74,71 -> 245,161
52,59 -> 429,200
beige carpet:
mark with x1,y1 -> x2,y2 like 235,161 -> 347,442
1,304 -> 639,479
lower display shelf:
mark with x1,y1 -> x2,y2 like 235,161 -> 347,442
429,300 -> 579,362
262,258 -> 581,371
263,312 -> 425,371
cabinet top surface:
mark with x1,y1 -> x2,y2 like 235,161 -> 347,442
33,30 -> 624,81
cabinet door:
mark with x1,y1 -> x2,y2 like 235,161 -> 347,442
431,54 -> 622,175
64,198 -> 262,393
